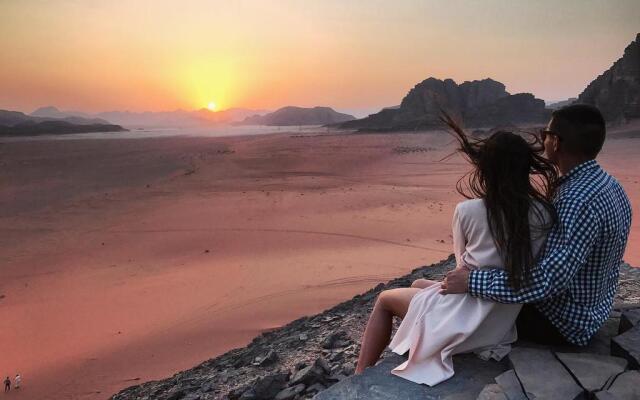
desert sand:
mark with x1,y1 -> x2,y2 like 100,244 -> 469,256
0,127 -> 638,399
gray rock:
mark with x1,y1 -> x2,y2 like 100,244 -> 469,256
314,353 -> 508,399
252,373 -> 289,399
315,358 -> 331,374
493,369 -> 527,400
600,371 -> 640,399
257,350 -> 278,367
305,383 -> 327,394
275,384 -> 306,400
555,352 -> 628,392
619,308 -> 640,334
611,325 -> 640,369
290,364 -> 325,386
342,365 -> 355,376
165,390 -> 186,400
322,331 -> 349,349
594,391 -> 619,400
239,389 -> 257,400
476,384 -> 508,400
508,347 -> 585,400
200,381 -> 215,393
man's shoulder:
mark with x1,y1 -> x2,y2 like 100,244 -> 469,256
557,166 -> 611,207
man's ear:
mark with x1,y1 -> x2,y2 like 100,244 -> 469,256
553,136 -> 560,153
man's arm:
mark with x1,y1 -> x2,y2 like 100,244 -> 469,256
467,200 -> 600,304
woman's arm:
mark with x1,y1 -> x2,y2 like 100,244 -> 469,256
452,203 -> 468,268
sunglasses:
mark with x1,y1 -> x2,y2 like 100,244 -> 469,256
540,129 -> 563,142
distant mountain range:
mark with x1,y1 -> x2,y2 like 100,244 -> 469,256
547,98 -> 578,110
30,106 -> 270,128
0,109 -> 126,136
336,78 -> 549,131
239,106 -> 355,126
20,105 -> 356,130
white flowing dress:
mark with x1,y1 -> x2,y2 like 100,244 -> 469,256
388,198 -> 549,386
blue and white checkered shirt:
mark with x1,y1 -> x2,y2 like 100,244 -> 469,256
468,160 -> 632,345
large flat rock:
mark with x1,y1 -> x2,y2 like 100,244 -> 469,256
508,347 -> 585,400
597,371 -> 640,399
611,324 -> 640,369
493,370 -> 527,400
619,308 -> 640,334
314,353 -> 508,400
556,352 -> 628,392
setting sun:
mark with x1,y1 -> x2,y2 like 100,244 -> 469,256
207,102 -> 217,111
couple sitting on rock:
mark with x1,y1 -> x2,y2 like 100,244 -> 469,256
355,104 -> 632,385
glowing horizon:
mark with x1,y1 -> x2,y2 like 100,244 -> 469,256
1,1 -> 639,115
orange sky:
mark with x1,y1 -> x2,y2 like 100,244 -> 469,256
1,1 -> 639,115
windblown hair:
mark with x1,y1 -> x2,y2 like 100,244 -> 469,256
441,112 -> 558,289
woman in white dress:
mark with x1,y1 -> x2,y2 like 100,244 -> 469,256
355,113 -> 558,385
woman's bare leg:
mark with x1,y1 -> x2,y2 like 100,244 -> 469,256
411,278 -> 439,289
355,288 -> 420,373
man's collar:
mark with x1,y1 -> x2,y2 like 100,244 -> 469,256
558,159 -> 599,185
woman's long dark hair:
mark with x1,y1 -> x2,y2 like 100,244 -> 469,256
440,112 -> 558,289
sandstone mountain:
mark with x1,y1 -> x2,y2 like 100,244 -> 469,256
0,109 -> 125,136
240,106 -> 355,126
337,78 -> 548,131
577,33 -> 640,122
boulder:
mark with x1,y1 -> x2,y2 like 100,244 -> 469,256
251,373 -> 289,400
322,331 -> 350,349
555,352 -> 628,392
274,384 -> 306,400
290,360 -> 327,386
493,370 -> 527,400
619,308 -> 640,334
256,350 -> 278,367
508,347 -> 585,400
598,370 -> 640,399
611,325 -> 640,369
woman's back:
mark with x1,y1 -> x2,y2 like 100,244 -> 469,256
453,198 -> 550,271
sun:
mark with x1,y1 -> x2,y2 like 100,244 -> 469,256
207,102 -> 217,111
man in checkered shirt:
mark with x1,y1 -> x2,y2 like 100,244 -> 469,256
442,104 -> 632,346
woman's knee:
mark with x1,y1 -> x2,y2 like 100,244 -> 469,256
411,278 -> 438,289
374,288 -> 417,316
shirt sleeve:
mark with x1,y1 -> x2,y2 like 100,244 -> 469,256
468,199 -> 601,303
452,203 -> 468,268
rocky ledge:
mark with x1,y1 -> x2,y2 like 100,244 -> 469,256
111,257 -> 640,400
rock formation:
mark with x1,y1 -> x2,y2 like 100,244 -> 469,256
239,106 -> 355,126
578,33 -> 640,122
337,78 -> 549,131
0,109 -> 126,136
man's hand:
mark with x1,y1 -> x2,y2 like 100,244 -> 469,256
440,265 -> 471,294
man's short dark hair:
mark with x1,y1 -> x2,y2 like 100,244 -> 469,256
550,104 -> 606,159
